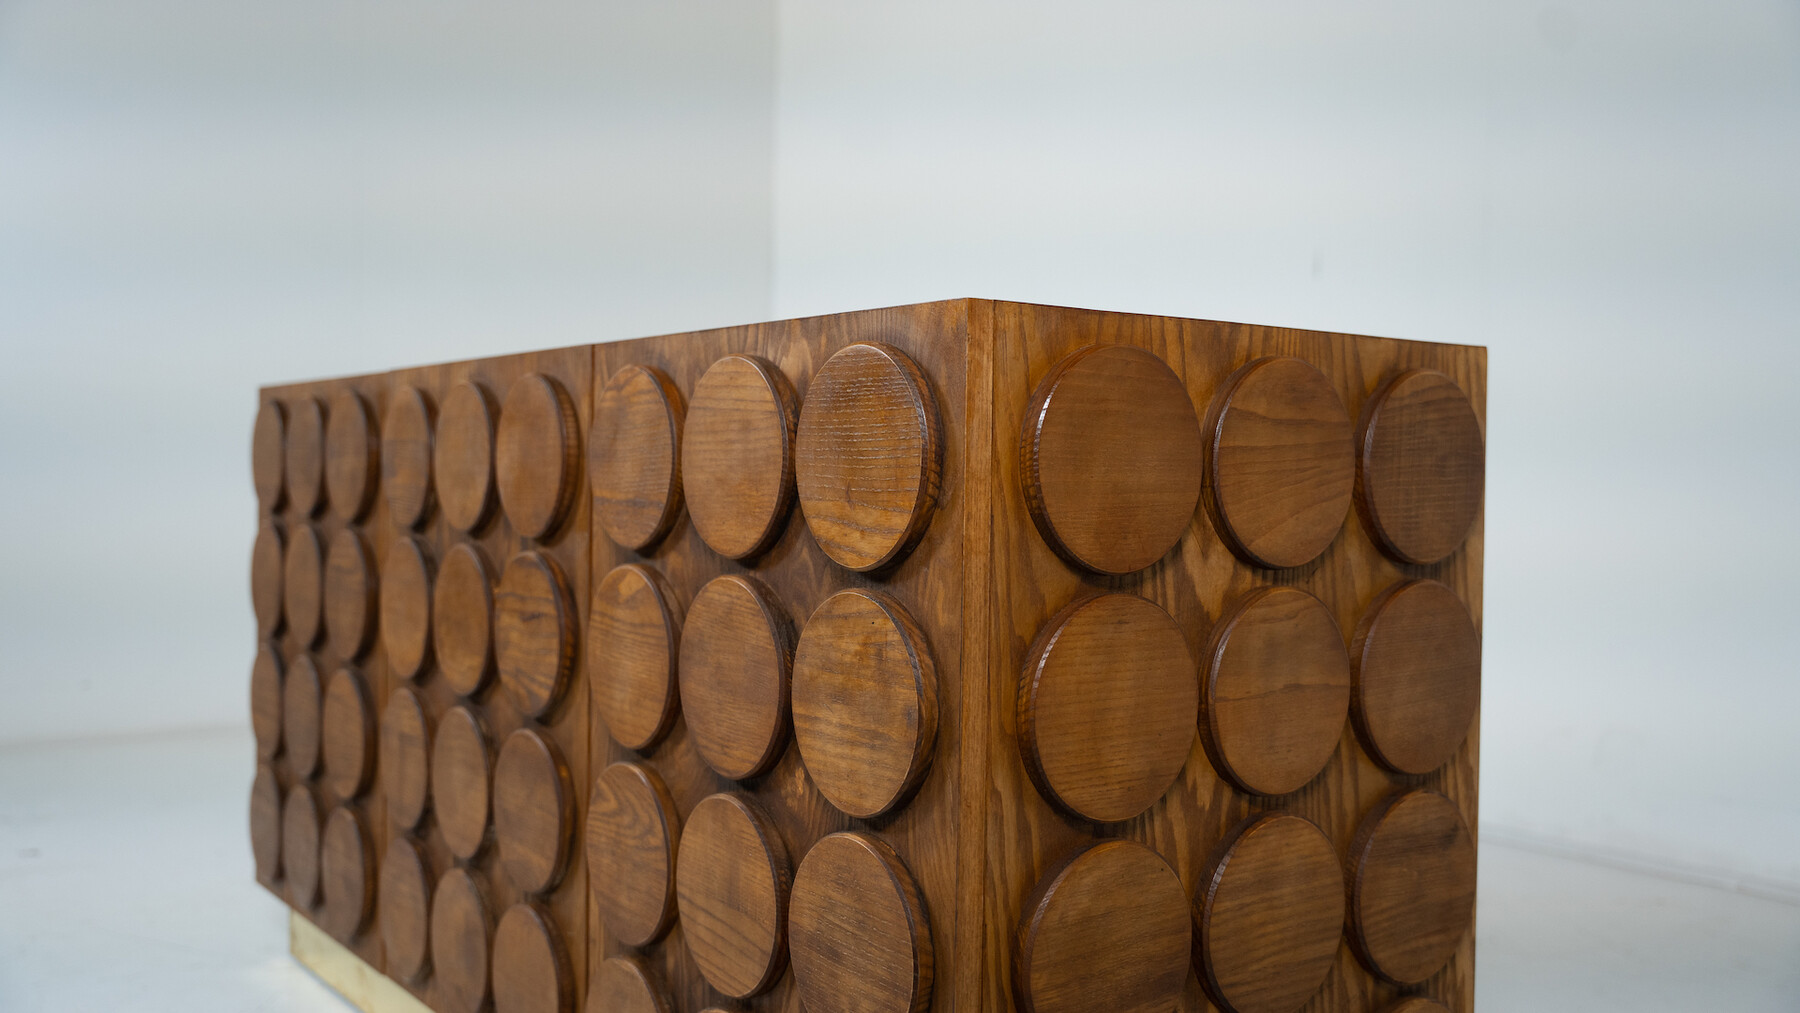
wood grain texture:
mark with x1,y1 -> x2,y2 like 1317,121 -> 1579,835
437,380 -> 500,534
1020,343 -> 1204,575
590,955 -> 669,1013
287,396 -> 327,517
1013,839 -> 1190,1013
795,342 -> 942,572
322,666 -> 376,801
673,792 -> 790,999
493,901 -> 575,1013
252,519 -> 286,638
327,390 -> 381,524
1351,580 -> 1481,776
283,783 -> 323,909
431,867 -> 494,1013
284,523 -> 325,647
325,529 -> 379,661
497,373 -> 582,541
251,763 -> 284,882
588,564 -> 682,752
1200,586 -> 1351,796
433,704 -> 492,862
789,832 -> 934,1013
283,654 -> 323,779
585,761 -> 680,948
1356,370 -> 1485,565
589,364 -> 684,552
681,354 -> 799,560
251,644 -> 284,760
1194,813 -> 1344,1013
380,536 -> 433,681
379,836 -> 433,983
792,589 -> 938,819
381,686 -> 432,833
1383,1000 -> 1450,1013
494,727 -> 576,896
1017,592 -> 1197,823
678,575 -> 791,781
495,550 -> 577,720
322,804 -> 376,941
382,384 -> 436,530
1348,790 -> 1476,986
253,399 -> 288,511
1203,356 -> 1355,570
435,541 -> 496,697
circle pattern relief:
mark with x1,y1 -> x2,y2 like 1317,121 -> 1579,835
286,397 -> 327,517
1351,580 -> 1480,776
320,804 -> 374,941
1348,790 -> 1476,985
682,354 -> 799,560
590,364 -> 685,552
591,955 -> 670,1013
790,832 -> 934,1013
380,686 -> 432,832
382,384 -> 435,529
282,784 -> 322,909
1195,813 -> 1344,1013
283,654 -> 323,779
679,575 -> 791,781
380,536 -> 434,681
432,705 -> 493,862
493,727 -> 575,896
253,400 -> 287,511
325,390 -> 379,524
674,792 -> 791,999
321,667 -> 375,801
495,550 -> 576,719
1356,369 -> 1485,565
586,761 -> 681,947
379,836 -> 433,983
250,645 -> 284,761
436,381 -> 500,534
588,564 -> 682,752
324,529 -> 378,661
250,763 -> 283,881
492,901 -> 574,1013
496,373 -> 581,541
434,542 -> 496,697
251,519 -> 285,638
431,867 -> 494,1013
283,524 -> 325,647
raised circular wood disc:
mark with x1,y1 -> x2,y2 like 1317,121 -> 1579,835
795,342 -> 942,572
321,804 -> 374,941
588,564 -> 681,752
793,589 -> 938,819
283,523 -> 325,647
282,783 -> 322,909
381,686 -> 432,832
379,836 -> 433,983
1348,790 -> 1476,985
283,654 -> 323,778
251,519 -> 286,638
493,902 -> 575,1013
383,384 -> 436,529
1021,344 -> 1204,576
683,354 -> 799,560
495,550 -> 576,719
589,955 -> 670,1013
1018,593 -> 1197,823
497,373 -> 581,540
432,704 -> 493,861
286,397 -> 327,517
435,542 -> 496,697
253,400 -> 287,511
431,867 -> 494,1013
436,380 -> 500,534
1195,813 -> 1344,1013
326,391 -> 380,524
586,761 -> 681,947
250,644 -> 284,760
250,763 -> 283,881
494,727 -> 575,896
1015,839 -> 1190,1013
590,364 -> 685,552
1200,587 -> 1351,796
325,529 -> 378,660
1383,1001 -> 1450,1013
679,575 -> 791,781
790,832 -> 934,1013
1205,356 -> 1355,569
674,792 -> 791,998
1352,580 -> 1481,775
322,666 -> 375,801
381,536 -> 434,681
1356,369 -> 1485,565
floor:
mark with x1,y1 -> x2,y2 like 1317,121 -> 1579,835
1,729 -> 1795,1012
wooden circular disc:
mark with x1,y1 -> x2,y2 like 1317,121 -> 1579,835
1384,1001 -> 1450,1013
251,519 -> 286,638
431,867 -> 494,1013
286,397 -> 327,517
679,575 -> 791,781
379,836 -> 433,982
589,956 -> 669,1013
326,391 -> 380,524
283,654 -> 323,778
793,589 -> 938,819
795,343 -> 942,572
282,783 -> 322,908
495,550 -> 576,719
250,763 -> 283,881
1356,370 -> 1485,565
433,705 -> 492,861
497,373 -> 581,540
494,728 -> 575,896
284,523 -> 325,647
790,832 -> 934,1013
321,804 -> 375,941
322,666 -> 375,801
1200,587 -> 1351,796
381,536 -> 434,681
589,364 -> 685,552
588,564 -> 681,751
250,644 -> 284,760
586,761 -> 681,947
1195,814 -> 1344,1013
1021,344 -> 1203,575
1352,580 -> 1480,775
383,385 -> 436,529
381,686 -> 432,832
674,792 -> 791,998
1015,839 -> 1190,1013
1204,356 -> 1355,569
493,902 -> 574,1013
1349,790 -> 1476,984
437,380 -> 500,534
683,355 -> 799,559
253,400 -> 287,511
325,529 -> 378,660
435,542 -> 496,697
1017,593 -> 1197,823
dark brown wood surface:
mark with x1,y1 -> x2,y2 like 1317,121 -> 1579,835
681,354 -> 799,560
382,384 -> 436,530
492,901 -> 576,1013
326,391 -> 380,524
1356,369 -> 1485,565
433,703 -> 492,862
282,784 -> 322,910
251,520 -> 285,637
1351,579 -> 1482,776
497,374 -> 582,542
431,866 -> 494,1013
590,364 -> 684,552
380,686 -> 432,833
282,654 -> 322,779
434,542 -> 496,697
1347,789 -> 1476,986
253,400 -> 287,511
591,955 -> 669,1013
677,575 -> 792,781
251,763 -> 283,881
251,645 -> 284,760
283,523 -> 325,647
286,397 -> 327,517
379,835 -> 434,982
436,380 -> 500,535
789,831 -> 934,1013
495,550 -> 577,720
321,804 -> 375,941
494,727 -> 576,896
673,792 -> 791,999
381,536 -> 434,681
585,761 -> 681,948
588,564 -> 682,752
321,666 -> 375,801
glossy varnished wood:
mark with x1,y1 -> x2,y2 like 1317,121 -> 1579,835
1351,580 -> 1481,776
678,575 -> 791,781
379,836 -> 433,983
789,832 -> 934,1013
673,792 -> 791,999
1347,790 -> 1476,986
681,354 -> 799,560
589,364 -> 684,552
588,564 -> 681,752
1356,369 -> 1485,565
494,727 -> 576,896
1194,814 -> 1344,1013
495,550 -> 577,719
585,762 -> 680,948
